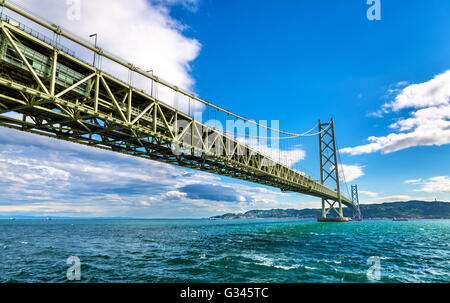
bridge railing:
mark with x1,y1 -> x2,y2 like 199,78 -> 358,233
0,12 -> 74,56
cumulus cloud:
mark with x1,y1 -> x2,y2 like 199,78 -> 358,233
405,176 -> 450,193
8,0 -> 201,93
385,71 -> 450,111
339,164 -> 364,182
341,70 -> 450,155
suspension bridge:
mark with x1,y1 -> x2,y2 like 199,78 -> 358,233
0,1 -> 361,221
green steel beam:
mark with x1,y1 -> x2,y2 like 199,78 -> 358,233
0,16 -> 352,207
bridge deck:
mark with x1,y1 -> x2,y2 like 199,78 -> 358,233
0,15 -> 351,206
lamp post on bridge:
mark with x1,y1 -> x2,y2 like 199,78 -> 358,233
147,70 -> 154,97
89,33 -> 98,67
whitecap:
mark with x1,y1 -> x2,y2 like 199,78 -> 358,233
248,254 -> 274,267
274,264 -> 300,270
316,259 -> 342,264
243,254 -> 301,271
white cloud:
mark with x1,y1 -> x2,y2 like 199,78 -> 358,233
0,158 -> 70,185
0,127 -> 299,218
404,179 -> 423,184
164,190 -> 188,199
156,0 -> 199,11
341,70 -> 450,155
406,176 -> 450,193
386,71 -> 450,111
339,164 -> 364,182
359,190 -> 378,198
8,0 -> 201,93
396,81 -> 409,87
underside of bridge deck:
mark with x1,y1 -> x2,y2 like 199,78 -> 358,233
0,4 -> 355,217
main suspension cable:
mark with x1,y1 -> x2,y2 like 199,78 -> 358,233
220,123 -> 332,140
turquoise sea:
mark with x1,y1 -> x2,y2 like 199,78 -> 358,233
0,219 -> 448,283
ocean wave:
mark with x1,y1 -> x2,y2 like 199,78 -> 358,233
1,219 -> 448,283
242,254 -> 313,271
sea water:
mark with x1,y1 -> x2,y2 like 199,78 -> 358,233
0,219 -> 448,283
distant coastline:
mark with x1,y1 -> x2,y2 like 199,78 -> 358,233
210,201 -> 450,220
2,201 -> 449,221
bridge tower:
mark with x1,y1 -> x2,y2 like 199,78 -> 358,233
318,119 -> 351,222
351,185 -> 362,221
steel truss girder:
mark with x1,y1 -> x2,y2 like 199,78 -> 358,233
0,18 -> 351,205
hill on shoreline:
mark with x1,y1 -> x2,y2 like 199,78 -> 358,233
210,201 -> 450,220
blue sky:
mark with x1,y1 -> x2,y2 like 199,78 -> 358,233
0,0 -> 449,218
